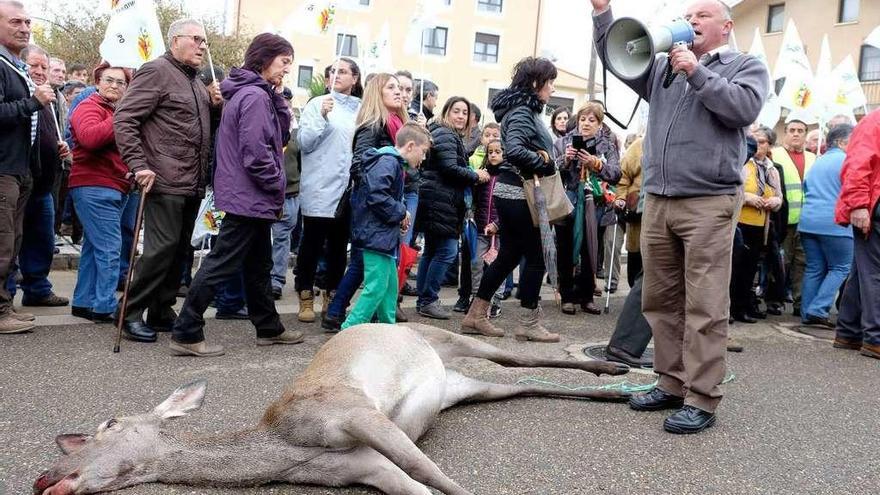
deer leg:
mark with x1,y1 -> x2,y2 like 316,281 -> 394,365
346,447 -> 433,495
403,322 -> 629,377
441,369 -> 630,410
342,409 -> 473,495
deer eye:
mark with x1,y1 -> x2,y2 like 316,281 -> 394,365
104,418 -> 118,430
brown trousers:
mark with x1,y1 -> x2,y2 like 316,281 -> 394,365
0,174 -> 33,315
641,192 -> 742,413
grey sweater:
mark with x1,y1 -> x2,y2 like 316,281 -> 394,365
593,9 -> 769,197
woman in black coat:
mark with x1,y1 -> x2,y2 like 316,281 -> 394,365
460,57 -> 560,342
415,96 -> 490,319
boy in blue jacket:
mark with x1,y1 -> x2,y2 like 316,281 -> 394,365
342,123 -> 433,329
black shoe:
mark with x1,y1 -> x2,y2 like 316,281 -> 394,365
322,312 -> 344,332
401,282 -> 418,297
122,321 -> 157,343
766,303 -> 783,316
748,307 -> 767,319
22,293 -> 69,307
453,296 -> 471,313
176,285 -> 189,298
71,306 -> 93,320
663,405 -> 716,434
629,387 -> 684,411
732,312 -> 757,324
792,307 -> 801,318
216,308 -> 249,320
90,311 -> 115,323
605,346 -> 653,368
271,287 -> 282,300
803,315 -> 835,329
581,301 -> 602,315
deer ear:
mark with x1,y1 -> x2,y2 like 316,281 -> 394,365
152,380 -> 207,420
56,433 -> 93,454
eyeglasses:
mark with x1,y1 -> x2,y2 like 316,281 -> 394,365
175,34 -> 208,47
100,77 -> 128,88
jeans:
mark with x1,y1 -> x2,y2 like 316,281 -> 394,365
70,186 -> 129,314
12,191 -> 55,301
800,233 -> 852,320
342,250 -> 397,329
214,272 -> 246,314
401,191 -> 419,246
328,247 -> 363,319
271,196 -> 300,290
416,234 -> 459,307
118,192 -> 139,286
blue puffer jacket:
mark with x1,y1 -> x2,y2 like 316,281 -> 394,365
350,146 -> 408,255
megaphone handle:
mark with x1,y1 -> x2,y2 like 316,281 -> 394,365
662,58 -> 677,89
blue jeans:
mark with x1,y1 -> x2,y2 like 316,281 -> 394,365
801,232 -> 852,320
401,191 -> 419,246
119,192 -> 139,286
416,234 -> 459,307
8,192 -> 55,300
271,196 -> 300,290
70,187 -> 129,314
328,247 -> 363,318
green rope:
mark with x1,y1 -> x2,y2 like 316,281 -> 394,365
516,373 -> 736,394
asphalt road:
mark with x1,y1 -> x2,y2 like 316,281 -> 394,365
1,282 -> 878,495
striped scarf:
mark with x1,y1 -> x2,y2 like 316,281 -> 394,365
0,55 -> 37,145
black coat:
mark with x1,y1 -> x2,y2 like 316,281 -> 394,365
351,122 -> 394,184
0,48 -> 42,177
415,122 -> 478,238
489,88 -> 556,186
350,147 -> 407,255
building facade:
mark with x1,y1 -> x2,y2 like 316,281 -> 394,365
732,0 -> 880,115
233,0 -> 596,118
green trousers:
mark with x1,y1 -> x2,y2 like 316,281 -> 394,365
342,250 -> 398,329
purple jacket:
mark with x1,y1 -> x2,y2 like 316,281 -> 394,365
214,68 -> 291,220
473,177 -> 499,233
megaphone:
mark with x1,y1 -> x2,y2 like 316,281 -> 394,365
604,17 -> 695,83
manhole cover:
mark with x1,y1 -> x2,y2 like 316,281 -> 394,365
583,344 -> 654,366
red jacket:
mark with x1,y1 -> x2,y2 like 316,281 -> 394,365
69,93 -> 131,194
836,109 -> 880,226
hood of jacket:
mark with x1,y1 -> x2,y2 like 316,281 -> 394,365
490,88 -> 545,122
220,67 -> 272,100
361,145 -> 404,174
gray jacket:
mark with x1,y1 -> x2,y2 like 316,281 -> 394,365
593,9 -> 768,197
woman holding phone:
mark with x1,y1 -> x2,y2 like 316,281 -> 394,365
551,102 -> 620,315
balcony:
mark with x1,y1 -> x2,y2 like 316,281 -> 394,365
863,81 -> 880,112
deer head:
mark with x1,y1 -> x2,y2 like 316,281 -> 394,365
34,381 -> 207,495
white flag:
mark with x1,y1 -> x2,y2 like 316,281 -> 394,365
749,28 -> 779,128
830,55 -> 867,110
99,0 -> 165,69
287,0 -> 337,37
404,0 -> 443,55
812,34 -> 836,123
363,22 -> 393,76
865,25 -> 880,50
772,19 -> 812,81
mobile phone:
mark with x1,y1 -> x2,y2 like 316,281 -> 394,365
572,135 -> 597,155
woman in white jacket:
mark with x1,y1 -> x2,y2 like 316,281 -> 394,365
294,57 -> 362,322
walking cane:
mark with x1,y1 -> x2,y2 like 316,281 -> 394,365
113,188 -> 147,353
603,212 -> 619,314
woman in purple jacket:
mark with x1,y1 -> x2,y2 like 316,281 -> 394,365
169,33 -> 304,357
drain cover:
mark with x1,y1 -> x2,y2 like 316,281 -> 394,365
583,344 -> 654,362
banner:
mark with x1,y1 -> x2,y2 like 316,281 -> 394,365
772,19 -> 812,82
830,55 -> 867,110
811,34 -> 836,123
404,0 -> 443,55
866,25 -> 880,50
363,22 -> 393,76
287,0 -> 337,36
99,0 -> 165,69
748,28 -> 780,128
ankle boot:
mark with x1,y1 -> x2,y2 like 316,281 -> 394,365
321,290 -> 335,314
461,297 -> 504,337
298,290 -> 316,323
514,306 -> 559,343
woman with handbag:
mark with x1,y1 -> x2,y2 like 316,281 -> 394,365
461,57 -> 561,342
294,57 -> 363,323
551,102 -> 621,315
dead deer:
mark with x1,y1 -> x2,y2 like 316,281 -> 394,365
35,322 -> 629,495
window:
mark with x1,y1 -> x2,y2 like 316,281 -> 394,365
477,0 -> 502,13
359,0 -> 370,5
473,32 -> 499,63
297,65 -> 313,89
544,96 -> 575,117
767,4 -> 784,33
336,34 -> 358,57
859,45 -> 880,81
422,27 -> 448,56
838,0 -> 859,23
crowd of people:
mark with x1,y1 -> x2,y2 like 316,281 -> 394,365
1,0 -> 878,435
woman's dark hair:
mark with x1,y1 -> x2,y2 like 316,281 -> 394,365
550,106 -> 570,136
754,125 -> 777,146
509,57 -> 557,94
336,57 -> 364,98
469,103 -> 482,123
243,33 -> 294,75
827,124 -> 854,149
439,96 -> 472,137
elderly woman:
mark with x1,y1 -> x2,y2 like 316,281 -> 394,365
798,124 -> 855,328
67,63 -> 133,323
169,33 -> 304,357
551,102 -> 621,315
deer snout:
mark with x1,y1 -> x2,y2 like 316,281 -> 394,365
34,471 -> 78,495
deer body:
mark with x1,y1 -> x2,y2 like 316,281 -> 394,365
36,323 -> 629,495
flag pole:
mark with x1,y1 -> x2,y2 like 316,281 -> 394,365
206,44 -> 217,84
327,6 -> 351,93
418,44 -> 425,115
49,102 -> 64,142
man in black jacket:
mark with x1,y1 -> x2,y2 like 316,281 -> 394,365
0,1 -> 56,334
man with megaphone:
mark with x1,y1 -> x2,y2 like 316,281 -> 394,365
591,0 -> 768,434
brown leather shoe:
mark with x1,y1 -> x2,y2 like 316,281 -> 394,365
832,336 -> 861,350
0,315 -> 34,334
256,329 -> 304,346
169,340 -> 225,357
461,297 -> 504,337
10,310 -> 35,322
860,342 -> 880,359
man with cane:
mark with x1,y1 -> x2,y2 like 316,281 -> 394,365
114,18 -> 222,344
592,0 -> 767,433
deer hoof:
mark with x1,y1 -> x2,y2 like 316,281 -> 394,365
593,361 -> 630,377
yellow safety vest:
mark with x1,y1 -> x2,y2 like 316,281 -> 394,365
772,146 -> 816,225
739,159 -> 776,227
